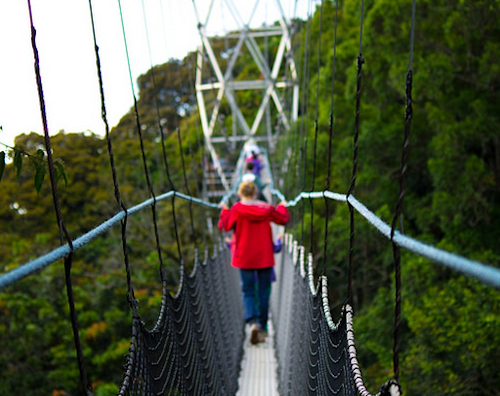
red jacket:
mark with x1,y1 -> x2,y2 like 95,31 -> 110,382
218,201 -> 290,269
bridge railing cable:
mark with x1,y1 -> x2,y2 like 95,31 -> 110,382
268,188 -> 500,290
0,191 -> 220,291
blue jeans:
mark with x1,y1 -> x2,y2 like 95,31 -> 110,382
240,267 -> 272,330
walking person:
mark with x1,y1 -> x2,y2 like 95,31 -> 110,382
241,162 -> 268,202
219,181 -> 289,344
245,150 -> 264,177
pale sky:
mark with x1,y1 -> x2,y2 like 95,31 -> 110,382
0,0 -> 308,149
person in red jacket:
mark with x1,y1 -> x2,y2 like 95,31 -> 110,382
219,181 -> 289,344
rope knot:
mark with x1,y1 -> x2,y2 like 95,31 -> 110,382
379,378 -> 402,396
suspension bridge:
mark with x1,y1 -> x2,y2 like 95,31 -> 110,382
1,0 -> 499,395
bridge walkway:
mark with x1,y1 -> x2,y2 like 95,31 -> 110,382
236,317 -> 279,396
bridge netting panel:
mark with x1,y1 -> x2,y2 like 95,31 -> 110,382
116,227 -> 397,395
118,245 -> 244,395
272,237 -> 357,396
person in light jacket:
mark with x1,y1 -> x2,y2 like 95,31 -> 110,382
219,181 -> 289,344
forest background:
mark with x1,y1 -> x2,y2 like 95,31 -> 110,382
0,0 -> 499,395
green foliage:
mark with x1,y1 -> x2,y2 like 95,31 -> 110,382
1,0 -> 500,394
0,151 -> 4,182
0,142 -> 67,194
402,263 -> 500,395
274,0 -> 500,394
14,148 -> 22,177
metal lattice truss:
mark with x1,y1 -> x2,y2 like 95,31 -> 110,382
193,0 -> 299,193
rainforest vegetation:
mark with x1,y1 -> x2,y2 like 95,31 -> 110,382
1,0 -> 499,394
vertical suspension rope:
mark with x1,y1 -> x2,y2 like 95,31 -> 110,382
287,0 -> 305,199
154,0 -> 184,264
346,0 -> 365,303
87,3 -> 140,392
88,0 -> 136,305
179,56 -> 205,243
322,0 -> 339,277
164,6 -> 197,264
390,0 -> 417,383
309,0 -> 324,256
187,135 -> 202,247
88,1 -> 124,209
118,0 -> 184,269
299,0 -> 314,245
156,0 -> 176,192
26,1 -> 93,394
185,56 -> 210,246
300,136 -> 308,244
171,55 -> 197,244
118,0 -> 155,204
141,0 -> 185,281
121,0 -> 163,289
176,127 -> 197,244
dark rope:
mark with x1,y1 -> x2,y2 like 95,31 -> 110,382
322,0 -> 339,277
170,52 -> 197,234
188,137 -> 202,248
27,1 -> 93,393
87,10 -> 140,396
64,254 -> 94,396
172,192 -> 184,263
117,0 -> 154,201
292,0 -> 311,200
309,0 -> 324,257
298,0 -> 314,245
309,119 -> 318,253
140,0 -> 172,176
142,0 -> 187,281
86,0 -> 139,337
176,127 -> 197,243
347,0 -> 365,303
120,0 -> 185,274
185,56 -> 210,246
390,0 -> 416,383
87,0 -> 124,210
300,137 -> 308,245
87,0 -> 136,309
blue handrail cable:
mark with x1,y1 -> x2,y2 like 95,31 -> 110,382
3,187 -> 499,292
269,188 -> 500,289
0,191 -> 221,291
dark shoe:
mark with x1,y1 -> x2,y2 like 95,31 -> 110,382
257,331 -> 267,343
250,324 -> 264,345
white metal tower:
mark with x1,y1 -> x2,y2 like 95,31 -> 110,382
192,0 -> 299,199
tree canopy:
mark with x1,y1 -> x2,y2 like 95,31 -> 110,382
1,0 -> 499,395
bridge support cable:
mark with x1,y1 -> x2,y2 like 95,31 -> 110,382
389,0 -> 417,383
26,1 -> 94,393
267,188 -> 500,290
0,190 -> 219,290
